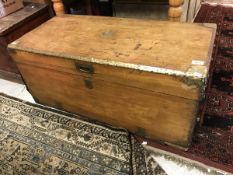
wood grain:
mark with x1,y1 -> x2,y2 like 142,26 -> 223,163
13,51 -> 200,100
51,0 -> 65,15
16,57 -> 198,147
10,15 -> 215,73
8,15 -> 216,148
0,3 -> 50,83
11,50 -> 199,147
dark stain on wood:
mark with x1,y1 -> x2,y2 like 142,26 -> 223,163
134,43 -> 142,50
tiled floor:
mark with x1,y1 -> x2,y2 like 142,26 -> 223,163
0,78 -> 34,103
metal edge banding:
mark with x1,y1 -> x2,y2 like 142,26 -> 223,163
8,43 -> 207,88
199,23 -> 217,125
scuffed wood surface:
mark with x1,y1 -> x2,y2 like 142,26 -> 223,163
8,15 -> 216,148
0,2 -> 50,83
9,15 -> 216,78
0,3 -> 47,36
12,51 -> 198,148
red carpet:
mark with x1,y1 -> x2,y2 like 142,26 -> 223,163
146,4 -> 233,173
195,3 -> 233,130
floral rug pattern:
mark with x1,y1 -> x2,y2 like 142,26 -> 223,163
0,93 -> 166,175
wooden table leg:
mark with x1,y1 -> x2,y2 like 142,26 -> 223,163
51,0 -> 65,15
168,0 -> 184,21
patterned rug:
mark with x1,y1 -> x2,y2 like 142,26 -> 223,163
195,3 -> 233,129
192,3 -> 233,169
145,4 -> 233,174
0,93 -> 167,175
145,146 -> 228,175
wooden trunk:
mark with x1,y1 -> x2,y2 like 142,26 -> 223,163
0,3 -> 50,83
8,15 -> 216,148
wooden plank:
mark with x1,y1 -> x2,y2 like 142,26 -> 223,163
0,37 -> 18,73
16,60 -> 198,147
9,15 -> 215,73
25,0 -> 51,3
0,3 -> 50,83
0,3 -> 48,36
0,69 -> 23,84
12,51 -> 200,100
